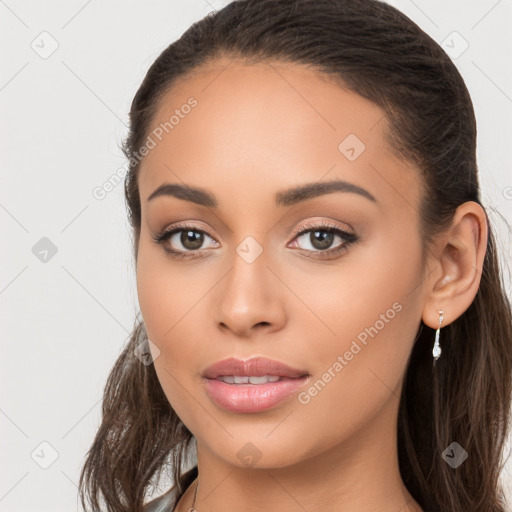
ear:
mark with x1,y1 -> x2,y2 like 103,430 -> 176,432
421,201 -> 488,329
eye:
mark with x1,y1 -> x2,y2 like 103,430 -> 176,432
288,220 -> 358,259
152,223 -> 219,259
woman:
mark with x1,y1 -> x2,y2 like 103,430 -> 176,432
79,1 -> 512,511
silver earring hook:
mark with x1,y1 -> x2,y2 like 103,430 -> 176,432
432,310 -> 444,364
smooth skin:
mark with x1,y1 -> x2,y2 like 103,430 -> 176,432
136,58 -> 487,512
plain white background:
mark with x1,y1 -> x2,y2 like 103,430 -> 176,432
1,0 -> 511,510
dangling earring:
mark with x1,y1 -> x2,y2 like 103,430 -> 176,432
432,310 -> 444,364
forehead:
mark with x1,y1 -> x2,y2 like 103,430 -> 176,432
138,58 -> 422,214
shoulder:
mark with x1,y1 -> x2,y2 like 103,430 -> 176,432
144,486 -> 178,512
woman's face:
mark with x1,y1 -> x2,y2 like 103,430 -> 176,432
136,59 -> 429,469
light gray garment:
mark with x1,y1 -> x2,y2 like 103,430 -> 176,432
144,486 -> 178,512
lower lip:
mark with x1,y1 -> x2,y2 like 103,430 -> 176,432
203,377 -> 309,413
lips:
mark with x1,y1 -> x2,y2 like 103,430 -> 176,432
202,357 -> 310,413
202,356 -> 309,380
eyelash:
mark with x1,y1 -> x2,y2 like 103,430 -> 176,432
151,220 -> 358,261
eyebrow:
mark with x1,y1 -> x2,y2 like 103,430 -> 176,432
146,179 -> 376,207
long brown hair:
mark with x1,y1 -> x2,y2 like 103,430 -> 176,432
78,1 -> 512,510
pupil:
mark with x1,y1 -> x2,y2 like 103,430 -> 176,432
181,230 -> 203,250
311,230 -> 333,250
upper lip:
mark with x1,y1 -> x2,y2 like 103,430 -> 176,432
202,357 -> 309,379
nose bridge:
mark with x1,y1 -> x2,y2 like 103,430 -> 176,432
214,234 -> 285,334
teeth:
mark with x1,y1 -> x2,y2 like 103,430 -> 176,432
218,375 -> 281,384
249,375 -> 280,384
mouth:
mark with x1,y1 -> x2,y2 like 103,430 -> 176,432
202,357 -> 310,413
214,375 -> 303,384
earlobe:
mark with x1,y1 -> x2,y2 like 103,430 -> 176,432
421,201 -> 488,329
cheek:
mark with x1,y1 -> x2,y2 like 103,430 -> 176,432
135,239 -> 217,412
292,219 -> 421,346
135,249 -> 200,421
136,237 -> 211,340
291,300 -> 419,461
293,223 -> 424,424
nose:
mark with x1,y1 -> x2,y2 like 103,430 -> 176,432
213,246 -> 287,337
